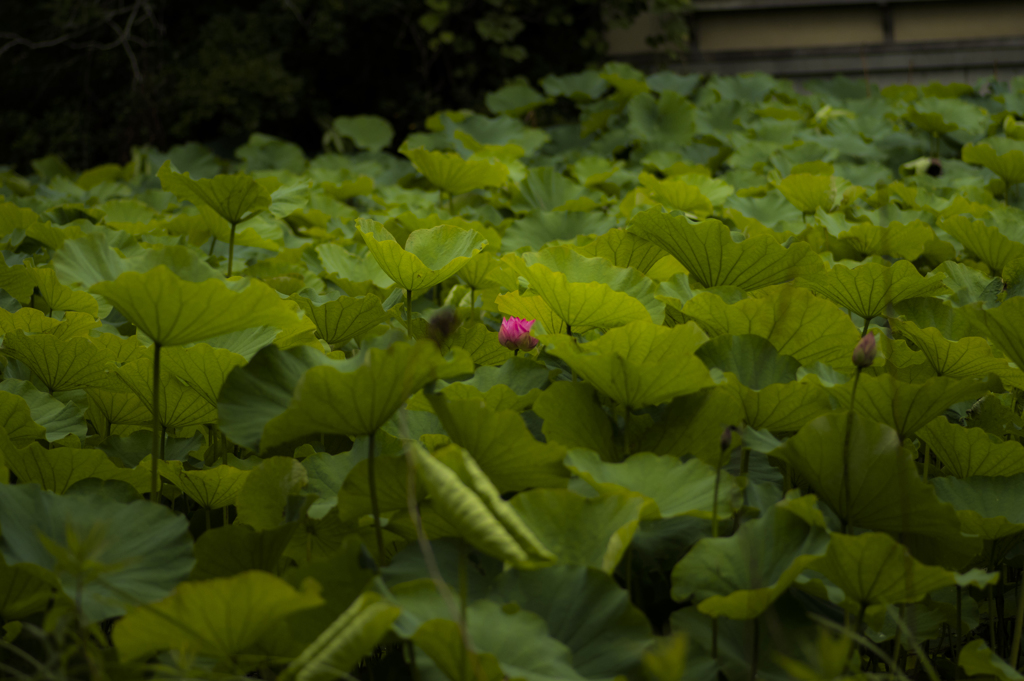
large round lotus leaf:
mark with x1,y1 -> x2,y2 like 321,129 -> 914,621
502,211 -> 616,252
91,265 -> 300,347
798,260 -> 949,321
404,147 -> 509,195
330,115 -> 396,152
157,161 -> 271,224
510,489 -> 645,574
772,411 -> 963,541
962,139 -> 1024,184
629,211 -> 823,290
671,494 -> 830,619
682,285 -> 862,368
695,334 -> 801,390
113,570 -> 323,664
940,215 -> 1024,275
543,321 -> 713,409
491,565 -> 654,679
261,341 -> 472,445
359,219 -> 487,292
564,449 -> 739,520
811,531 -> 997,609
0,483 -> 194,623
918,416 -> 1024,478
932,474 -> 1024,540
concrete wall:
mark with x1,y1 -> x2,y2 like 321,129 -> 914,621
608,0 -> 1024,85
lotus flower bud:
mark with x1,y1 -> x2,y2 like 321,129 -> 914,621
852,332 -> 876,369
498,317 -> 539,352
425,307 -> 460,348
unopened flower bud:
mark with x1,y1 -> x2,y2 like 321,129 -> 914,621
852,333 -> 876,369
498,317 -> 539,352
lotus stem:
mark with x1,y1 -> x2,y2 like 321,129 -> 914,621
1011,573 -> 1024,666
622,407 -> 631,460
208,236 -> 217,257
459,540 -> 469,681
469,287 -> 475,312
750,617 -> 759,681
407,289 -> 413,339
893,604 -> 905,670
150,342 -> 162,502
956,585 -> 963,660
367,429 -> 385,560
227,222 -> 237,277
841,369 -> 863,533
991,574 -> 998,651
565,324 -> 572,336
711,618 -> 718,658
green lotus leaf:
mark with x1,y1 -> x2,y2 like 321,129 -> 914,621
316,242 -> 395,294
543,321 -> 713,409
159,460 -> 249,510
491,565 -> 655,679
565,449 -> 739,520
626,91 -> 696,148
0,307 -> 64,336
410,443 -> 554,567
732,376 -> 834,432
574,229 -> 666,274
91,266 -> 300,347
830,373 -> 991,438
329,115 -> 395,152
293,293 -> 391,347
30,267 -> 100,316
410,596 -> 585,681
502,211 -> 616,252
811,532 -> 996,610
798,260 -> 948,321
533,382 -> 614,461
696,334 -> 800,389
281,592 -> 401,681
113,570 -> 323,663
964,297 -> 1024,369
157,161 -> 271,224
2,440 -> 148,494
959,640 -> 1023,681
630,210 -> 823,290
411,356 -> 550,413
639,173 -> 713,217
217,345 -> 334,449
0,391 -> 46,445
671,495 -> 830,619
683,285 -> 862,368
115,358 -> 218,428
639,388 -> 746,465
776,173 -> 836,214
427,396 -> 568,491
503,247 -> 663,331
890,318 -> 1024,389
235,457 -> 309,531
302,451 -> 363,520
167,205 -> 282,251
190,524 -> 296,580
515,167 -> 587,212
940,215 -> 1024,274
359,220 -> 486,292
86,387 -> 152,431
962,140 -> 1024,184
1,378 -> 85,442
456,251 -> 499,290
772,412 -> 962,539
918,417 -> 1024,478
511,488 -> 646,574
0,258 -> 36,304
932,474 -> 1024,540
905,97 -> 990,136
540,70 -> 609,101
0,556 -> 55,621
486,82 -> 550,117
1,331 -> 112,392
262,341 -> 472,446
161,343 -> 247,406
0,483 -> 193,623
335,446 -> 418,523
404,147 -> 509,194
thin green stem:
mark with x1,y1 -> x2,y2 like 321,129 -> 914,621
208,236 -> 217,257
622,407 -> 631,460
956,585 -> 963,661
150,342 -> 162,502
458,540 -> 469,681
227,222 -> 237,277
469,287 -> 475,312
712,451 -> 725,539
367,430 -> 385,561
1013,571 -> 1024,666
711,618 -> 718,658
448,192 -> 454,216
991,574 -> 998,652
841,368 -> 863,533
407,289 -> 413,339
750,617 -> 759,681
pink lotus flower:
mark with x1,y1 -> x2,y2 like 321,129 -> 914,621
499,317 -> 539,353
852,332 -> 876,369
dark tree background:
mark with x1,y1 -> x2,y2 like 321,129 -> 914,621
0,0 -> 682,172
